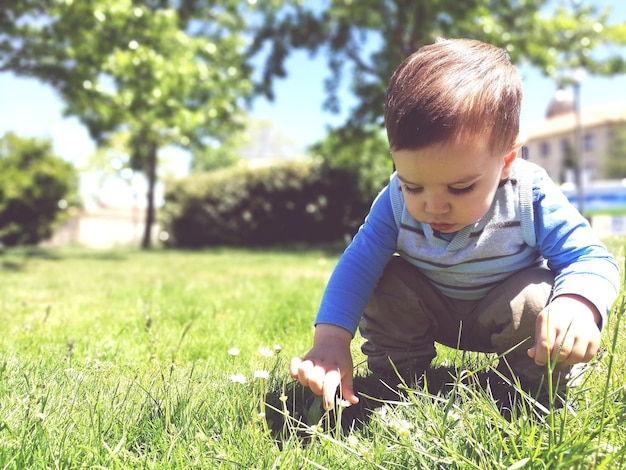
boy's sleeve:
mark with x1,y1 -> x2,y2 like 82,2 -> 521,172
314,185 -> 399,335
534,169 -> 620,326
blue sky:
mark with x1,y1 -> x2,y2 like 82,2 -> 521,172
1,1 -> 625,174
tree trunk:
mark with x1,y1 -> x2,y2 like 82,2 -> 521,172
141,142 -> 158,249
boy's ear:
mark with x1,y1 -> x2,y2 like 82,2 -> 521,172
500,141 -> 523,179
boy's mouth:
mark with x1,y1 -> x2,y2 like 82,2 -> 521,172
430,223 -> 456,232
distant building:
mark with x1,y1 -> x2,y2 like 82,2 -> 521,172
44,172 -> 164,248
523,90 -> 626,184
523,92 -> 626,235
44,204 -> 149,248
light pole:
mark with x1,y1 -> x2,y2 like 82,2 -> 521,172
573,67 -> 586,215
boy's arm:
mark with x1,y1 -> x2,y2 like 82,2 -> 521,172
530,168 -> 620,364
533,169 -> 620,327
314,184 -> 399,334
290,184 -> 399,408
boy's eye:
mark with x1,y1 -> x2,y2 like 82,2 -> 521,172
402,183 -> 475,195
448,185 -> 475,195
402,184 -> 422,194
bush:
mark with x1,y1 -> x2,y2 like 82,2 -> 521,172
0,133 -> 78,247
161,159 -> 372,247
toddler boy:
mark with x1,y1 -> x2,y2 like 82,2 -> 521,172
290,38 -> 620,410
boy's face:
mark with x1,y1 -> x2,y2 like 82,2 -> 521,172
392,139 -> 518,233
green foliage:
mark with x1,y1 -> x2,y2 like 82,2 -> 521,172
190,137 -> 242,173
191,118 -> 302,172
161,159 -> 370,247
249,0 -> 626,201
0,1 -> 253,146
309,125 -> 392,203
190,120 -> 253,173
0,0 -> 263,247
604,123 -> 626,179
0,133 -> 77,247
251,0 -> 626,129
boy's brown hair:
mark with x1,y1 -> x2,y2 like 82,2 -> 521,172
384,38 -> 522,156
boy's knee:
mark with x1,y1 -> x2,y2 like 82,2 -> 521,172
478,268 -> 554,356
507,267 -> 555,315
364,348 -> 434,385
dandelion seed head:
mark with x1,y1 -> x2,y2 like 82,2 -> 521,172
311,423 -> 323,433
279,394 -> 288,402
389,418 -> 412,436
258,347 -> 273,358
228,347 -> 240,356
229,373 -> 246,384
254,370 -> 269,380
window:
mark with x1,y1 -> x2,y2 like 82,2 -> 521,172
560,138 -> 572,153
540,141 -> 550,158
584,133 -> 595,151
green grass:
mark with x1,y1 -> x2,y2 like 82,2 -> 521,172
0,241 -> 625,469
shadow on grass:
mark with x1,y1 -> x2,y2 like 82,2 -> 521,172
265,365 -> 500,443
1,241 -> 345,271
0,247 -> 128,267
174,241 -> 350,258
0,258 -> 23,271
252,241 -> 349,257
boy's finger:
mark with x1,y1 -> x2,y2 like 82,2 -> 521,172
533,315 -> 549,366
289,357 -> 302,379
306,365 -> 326,396
341,373 -> 359,405
322,369 -> 341,410
554,334 -> 574,362
294,359 -> 317,388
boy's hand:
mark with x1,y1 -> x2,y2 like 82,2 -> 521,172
528,294 -> 601,366
289,323 -> 359,410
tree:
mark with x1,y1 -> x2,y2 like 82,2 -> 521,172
560,139 -> 577,184
0,0 -> 259,248
250,0 -> 626,131
603,123 -> 626,179
0,133 -> 77,247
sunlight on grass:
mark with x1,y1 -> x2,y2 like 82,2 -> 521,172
0,244 -> 625,468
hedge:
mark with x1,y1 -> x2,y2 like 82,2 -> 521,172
160,159 -> 373,247
0,133 -> 77,247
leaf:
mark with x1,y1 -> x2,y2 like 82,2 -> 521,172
507,458 -> 531,470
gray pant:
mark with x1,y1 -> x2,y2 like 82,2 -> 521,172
360,256 -> 573,390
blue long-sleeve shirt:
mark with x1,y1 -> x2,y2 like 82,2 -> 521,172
315,160 -> 620,335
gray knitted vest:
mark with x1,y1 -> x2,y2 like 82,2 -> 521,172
388,159 -> 542,299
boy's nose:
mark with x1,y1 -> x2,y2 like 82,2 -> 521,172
424,197 -> 450,215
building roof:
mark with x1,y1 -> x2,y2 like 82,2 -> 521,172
524,101 -> 626,141
545,88 -> 575,119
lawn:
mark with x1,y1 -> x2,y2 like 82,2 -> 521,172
0,242 -> 625,469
